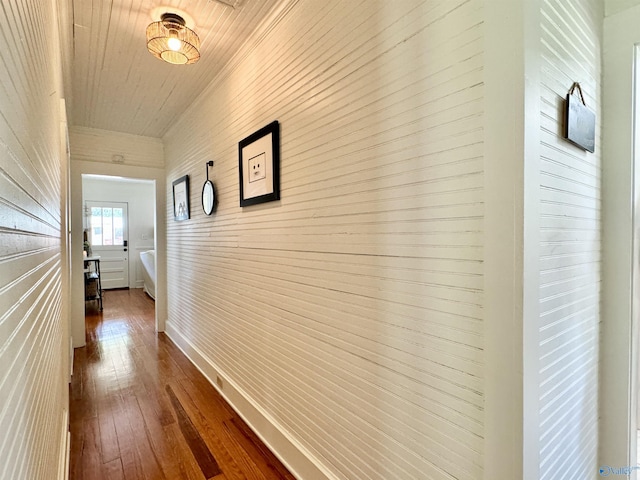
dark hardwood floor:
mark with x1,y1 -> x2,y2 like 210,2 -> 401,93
70,289 -> 295,480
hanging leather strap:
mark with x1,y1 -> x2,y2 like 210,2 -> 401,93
568,82 -> 587,106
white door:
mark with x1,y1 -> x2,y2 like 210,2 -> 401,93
86,201 -> 129,289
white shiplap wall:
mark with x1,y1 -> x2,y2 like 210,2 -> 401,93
538,1 -> 602,479
69,126 -> 165,168
0,1 -> 69,479
164,0 -> 484,478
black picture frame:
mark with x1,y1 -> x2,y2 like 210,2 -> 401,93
172,175 -> 190,221
238,120 -> 280,207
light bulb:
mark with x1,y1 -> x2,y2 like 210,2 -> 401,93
167,36 -> 182,51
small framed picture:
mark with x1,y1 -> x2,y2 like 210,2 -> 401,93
172,175 -> 190,221
238,120 -> 280,207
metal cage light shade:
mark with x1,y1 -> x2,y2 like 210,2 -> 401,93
146,13 -> 200,65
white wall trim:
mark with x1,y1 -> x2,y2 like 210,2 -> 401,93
521,0 -> 543,477
70,159 -> 167,347
483,0 -> 530,477
602,4 -> 640,471
58,409 -> 70,480
69,337 -> 73,381
165,322 -> 332,480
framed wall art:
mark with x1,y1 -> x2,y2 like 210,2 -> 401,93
238,120 -> 280,207
172,175 -> 190,221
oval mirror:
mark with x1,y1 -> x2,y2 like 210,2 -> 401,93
202,180 -> 215,215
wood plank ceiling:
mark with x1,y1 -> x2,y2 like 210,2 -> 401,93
70,0 -> 280,138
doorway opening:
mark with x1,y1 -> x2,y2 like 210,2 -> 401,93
81,174 -> 156,309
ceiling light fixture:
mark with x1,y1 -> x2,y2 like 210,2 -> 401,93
146,13 -> 200,65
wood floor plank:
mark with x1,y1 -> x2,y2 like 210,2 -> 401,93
103,458 -> 125,480
119,390 -> 166,479
81,416 -> 106,480
97,407 -> 120,464
162,421 -> 207,480
169,377 -> 258,480
224,417 -> 297,480
132,379 -> 205,480
70,289 -> 294,480
166,384 -> 222,479
68,417 -> 84,480
111,395 -> 145,480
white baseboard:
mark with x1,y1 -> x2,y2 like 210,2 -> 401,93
65,431 -> 70,479
59,410 -> 70,480
69,337 -> 74,380
165,323 -> 331,480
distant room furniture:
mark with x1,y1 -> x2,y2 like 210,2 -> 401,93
84,256 -> 103,311
139,250 -> 156,300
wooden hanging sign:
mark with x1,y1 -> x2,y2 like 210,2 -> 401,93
564,82 -> 595,153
